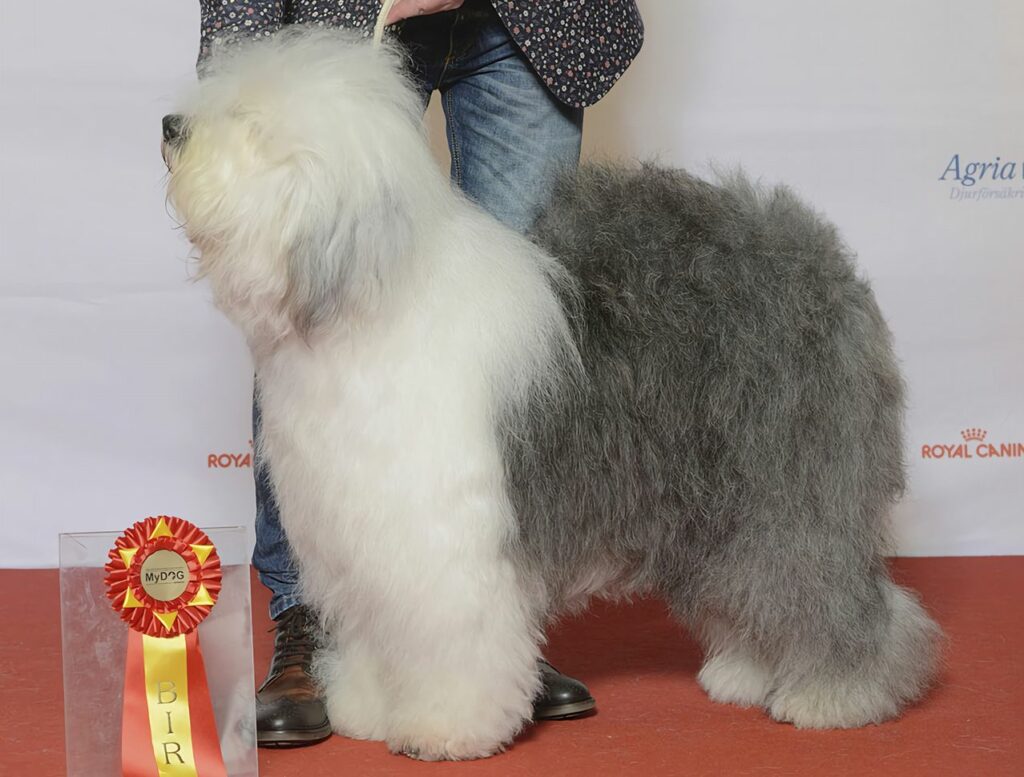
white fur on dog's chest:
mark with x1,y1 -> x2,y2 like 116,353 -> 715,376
253,274 -> 523,591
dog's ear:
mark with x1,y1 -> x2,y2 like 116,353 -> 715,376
283,181 -> 415,337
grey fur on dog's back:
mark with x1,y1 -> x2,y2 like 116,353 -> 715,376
508,163 -> 938,724
514,163 -> 903,598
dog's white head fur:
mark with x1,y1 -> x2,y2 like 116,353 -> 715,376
165,29 -> 448,346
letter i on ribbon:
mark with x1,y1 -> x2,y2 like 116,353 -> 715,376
105,516 -> 227,777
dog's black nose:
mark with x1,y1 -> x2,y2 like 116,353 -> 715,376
162,114 -> 185,142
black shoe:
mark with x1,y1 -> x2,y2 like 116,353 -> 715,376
256,605 -> 333,747
533,659 -> 596,720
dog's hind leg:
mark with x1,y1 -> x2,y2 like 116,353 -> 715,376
765,574 -> 940,728
687,295 -> 939,726
694,617 -> 775,709
699,525 -> 940,729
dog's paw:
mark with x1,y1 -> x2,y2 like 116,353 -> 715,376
389,737 -> 505,761
697,648 -> 773,708
767,678 -> 899,729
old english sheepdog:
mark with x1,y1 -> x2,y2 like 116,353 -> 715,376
163,28 -> 940,761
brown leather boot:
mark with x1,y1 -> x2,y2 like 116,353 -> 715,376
256,605 -> 333,747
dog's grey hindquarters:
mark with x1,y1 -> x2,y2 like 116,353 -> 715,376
511,163 -> 940,725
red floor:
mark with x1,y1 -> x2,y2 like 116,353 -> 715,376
2,557 -> 1021,776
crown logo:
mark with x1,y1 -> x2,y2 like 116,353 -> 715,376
960,427 -> 987,442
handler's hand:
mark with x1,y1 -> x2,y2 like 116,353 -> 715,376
386,0 -> 464,24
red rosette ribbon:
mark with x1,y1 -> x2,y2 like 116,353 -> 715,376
104,516 -> 227,777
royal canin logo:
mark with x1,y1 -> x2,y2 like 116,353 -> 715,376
207,440 -> 253,469
920,429 -> 1023,460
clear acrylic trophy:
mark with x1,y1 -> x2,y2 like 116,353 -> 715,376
60,525 -> 258,777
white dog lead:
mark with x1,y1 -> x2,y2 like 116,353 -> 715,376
372,0 -> 400,46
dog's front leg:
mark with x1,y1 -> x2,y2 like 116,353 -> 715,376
260,339 -> 544,758
292,496 -> 540,759
380,547 -> 541,761
290,450 -> 542,759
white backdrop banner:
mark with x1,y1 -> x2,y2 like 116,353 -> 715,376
1,1 -> 1021,566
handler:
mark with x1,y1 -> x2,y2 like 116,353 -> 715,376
197,0 -> 643,747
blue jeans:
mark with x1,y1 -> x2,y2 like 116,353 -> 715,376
253,0 -> 584,618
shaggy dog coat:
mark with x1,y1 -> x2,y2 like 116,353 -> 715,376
164,29 -> 940,761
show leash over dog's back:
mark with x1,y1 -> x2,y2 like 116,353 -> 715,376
373,0 -> 400,46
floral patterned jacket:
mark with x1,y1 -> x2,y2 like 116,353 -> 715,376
198,0 -> 643,107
